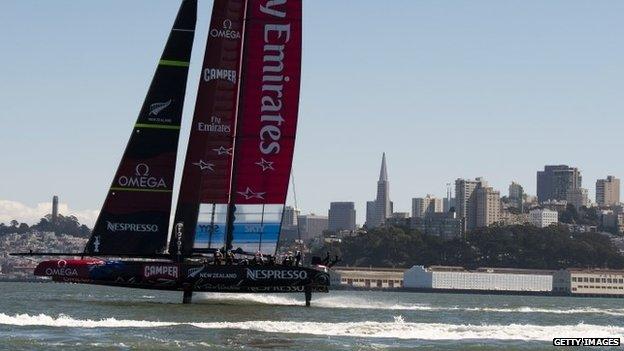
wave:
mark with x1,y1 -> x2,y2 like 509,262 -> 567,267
0,313 -> 622,341
195,293 -> 624,316
0,313 -> 177,328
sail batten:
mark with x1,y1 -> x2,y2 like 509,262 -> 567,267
85,0 -> 197,256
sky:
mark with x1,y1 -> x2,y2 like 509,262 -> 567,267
1,0 -> 623,226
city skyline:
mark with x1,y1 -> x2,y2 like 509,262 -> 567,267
2,1 -> 624,226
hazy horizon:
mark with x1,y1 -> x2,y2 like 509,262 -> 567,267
1,0 -> 623,226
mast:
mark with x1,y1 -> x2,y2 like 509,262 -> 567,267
85,0 -> 197,256
170,0 -> 247,257
225,0 -> 303,255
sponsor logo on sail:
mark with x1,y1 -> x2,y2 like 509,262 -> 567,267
45,260 -> 78,277
244,224 -> 265,233
117,163 -> 167,189
210,19 -> 241,40
258,1 -> 292,155
144,265 -> 179,279
147,99 -> 174,123
246,268 -> 308,281
106,222 -> 159,233
197,223 -> 220,233
149,99 -> 172,116
203,68 -> 237,84
93,235 -> 100,253
198,116 -> 231,134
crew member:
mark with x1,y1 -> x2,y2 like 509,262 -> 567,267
225,250 -> 234,265
254,251 -> 264,266
322,251 -> 331,265
214,249 -> 223,265
294,250 -> 302,266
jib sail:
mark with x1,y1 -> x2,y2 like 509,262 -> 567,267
226,0 -> 302,255
170,0 -> 247,256
85,0 -> 197,256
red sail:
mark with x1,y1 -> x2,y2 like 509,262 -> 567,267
171,0 -> 246,255
233,0 -> 302,205
227,0 -> 302,254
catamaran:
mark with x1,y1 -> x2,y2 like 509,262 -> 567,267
14,0 -> 330,305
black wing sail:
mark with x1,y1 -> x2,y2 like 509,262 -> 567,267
85,0 -> 197,256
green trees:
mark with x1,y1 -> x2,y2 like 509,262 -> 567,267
319,224 -> 624,270
0,215 -> 91,238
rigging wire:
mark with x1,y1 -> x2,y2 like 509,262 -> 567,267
290,169 -> 303,247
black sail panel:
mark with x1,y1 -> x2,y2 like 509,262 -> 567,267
85,0 -> 197,256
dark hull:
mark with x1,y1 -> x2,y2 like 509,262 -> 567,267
34,259 -> 330,294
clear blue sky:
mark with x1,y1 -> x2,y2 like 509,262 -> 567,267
1,0 -> 623,225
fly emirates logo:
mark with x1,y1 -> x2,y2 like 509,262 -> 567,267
258,0 -> 293,156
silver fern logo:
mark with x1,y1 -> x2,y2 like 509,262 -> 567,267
149,99 -> 172,116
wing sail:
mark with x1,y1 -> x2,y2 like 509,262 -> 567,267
85,0 -> 197,256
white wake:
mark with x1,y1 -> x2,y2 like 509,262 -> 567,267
0,313 -> 622,341
196,293 -> 624,316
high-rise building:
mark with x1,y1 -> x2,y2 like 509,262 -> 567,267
328,202 -> 356,232
443,197 -> 456,212
297,214 -> 328,241
365,153 -> 391,228
282,206 -> 300,227
596,176 -> 620,207
365,201 -> 376,227
567,188 -> 589,209
411,210 -> 464,240
508,182 -> 524,211
455,177 -> 486,231
52,195 -> 59,223
279,206 -> 301,241
536,165 -> 582,203
412,195 -> 443,218
475,186 -> 501,228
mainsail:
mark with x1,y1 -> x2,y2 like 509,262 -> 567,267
172,0 -> 302,257
85,0 -> 197,256
226,0 -> 303,255
171,0 -> 247,256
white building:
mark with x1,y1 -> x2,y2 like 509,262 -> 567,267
553,269 -> 624,296
403,266 -> 553,292
529,208 -> 558,228
333,267 -> 404,289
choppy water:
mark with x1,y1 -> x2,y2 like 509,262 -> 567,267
0,282 -> 623,350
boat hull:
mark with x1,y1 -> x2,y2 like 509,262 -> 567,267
34,259 -> 330,293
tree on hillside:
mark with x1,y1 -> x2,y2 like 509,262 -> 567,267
318,224 -> 624,270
